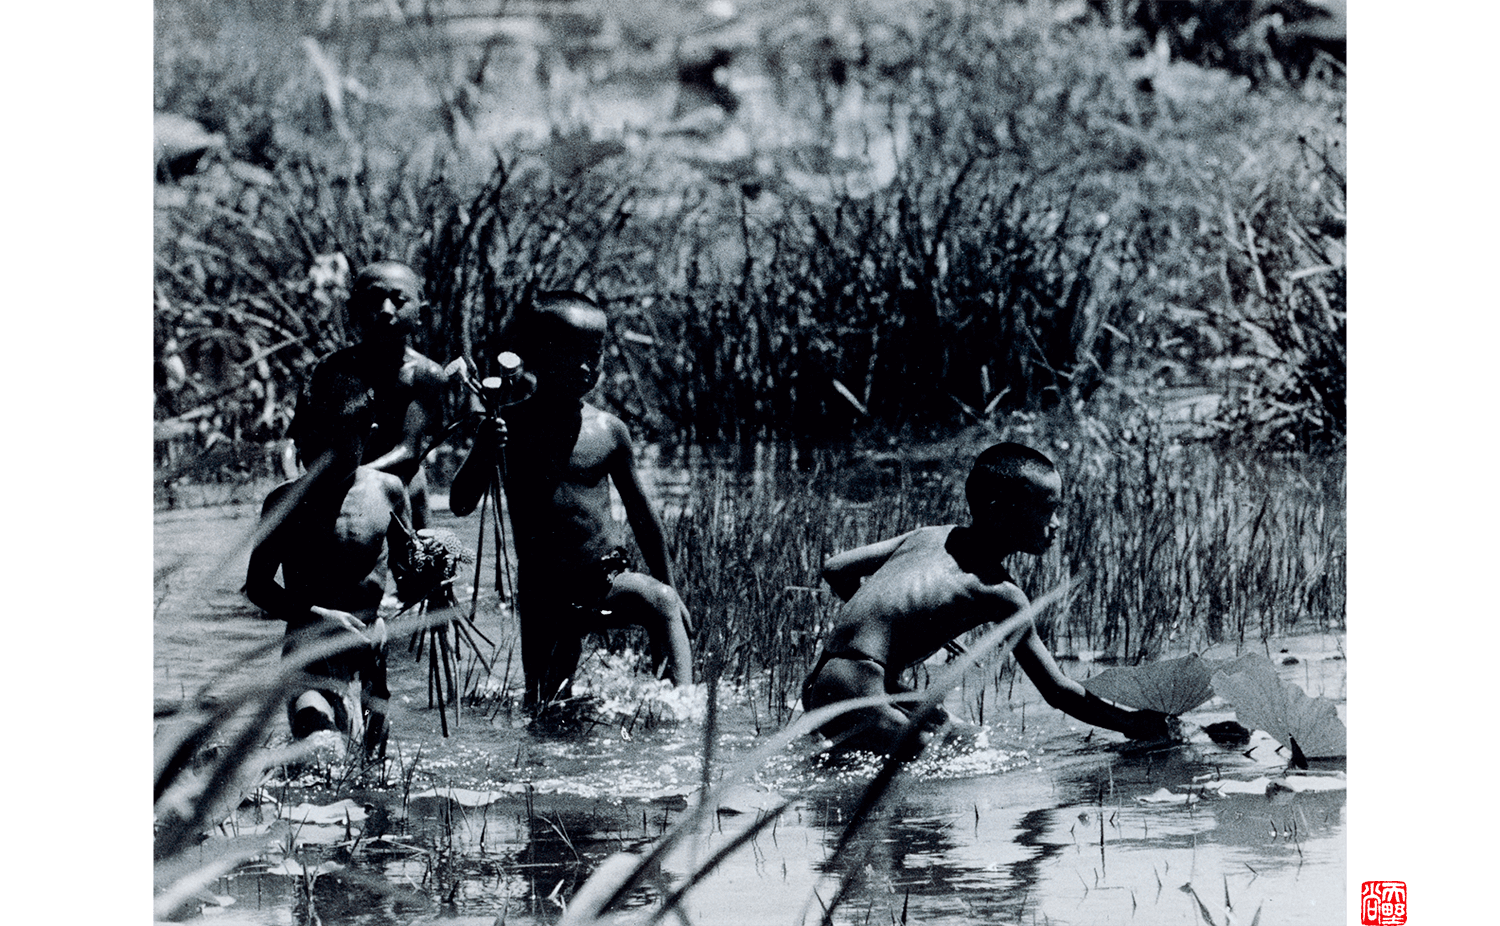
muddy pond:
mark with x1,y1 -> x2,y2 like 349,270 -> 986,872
155,483 -> 1345,926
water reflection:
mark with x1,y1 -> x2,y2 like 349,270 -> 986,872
158,494 -> 1343,926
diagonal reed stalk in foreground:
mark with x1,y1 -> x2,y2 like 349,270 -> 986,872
153,468 -> 493,916
153,598 -> 469,920
556,583 -> 1069,926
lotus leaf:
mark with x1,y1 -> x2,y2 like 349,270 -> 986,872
1211,660 -> 1346,759
1081,653 -> 1265,715
409,786 -> 512,807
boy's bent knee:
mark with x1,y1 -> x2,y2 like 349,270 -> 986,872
290,690 -> 343,738
604,573 -> 679,622
802,653 -> 885,709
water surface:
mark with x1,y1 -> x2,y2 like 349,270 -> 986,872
155,502 -> 1344,925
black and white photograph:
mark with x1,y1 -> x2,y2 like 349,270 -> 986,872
148,2 -> 1366,923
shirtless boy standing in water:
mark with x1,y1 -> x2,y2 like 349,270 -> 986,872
248,369 -> 413,757
288,261 -> 446,530
450,292 -> 693,709
801,442 -> 1174,756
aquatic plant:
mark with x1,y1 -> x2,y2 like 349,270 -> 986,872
1080,651 -> 1346,761
1211,655 -> 1346,761
154,0 -> 1345,491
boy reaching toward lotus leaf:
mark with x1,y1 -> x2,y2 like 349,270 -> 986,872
801,442 -> 1176,757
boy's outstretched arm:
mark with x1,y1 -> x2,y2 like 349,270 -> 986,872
1013,627 -> 1175,741
449,417 -> 504,517
822,535 -> 905,601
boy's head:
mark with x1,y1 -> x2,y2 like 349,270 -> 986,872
294,369 -> 377,470
511,291 -> 607,398
347,261 -> 423,345
966,443 -> 1063,555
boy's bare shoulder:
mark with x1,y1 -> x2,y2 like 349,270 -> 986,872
892,525 -> 957,555
404,349 -> 446,383
396,351 -> 447,396
582,403 -> 632,441
353,465 -> 407,498
260,478 -> 298,515
964,568 -> 1028,614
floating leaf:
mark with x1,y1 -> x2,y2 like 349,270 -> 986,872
282,799 -> 367,826
1135,787 -> 1193,805
1200,774 -> 1346,796
711,782 -> 784,815
263,859 -> 346,878
1082,654 -> 1264,715
409,787 -> 512,808
1211,661 -> 1346,758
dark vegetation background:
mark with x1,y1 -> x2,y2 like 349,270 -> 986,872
153,0 -> 1345,492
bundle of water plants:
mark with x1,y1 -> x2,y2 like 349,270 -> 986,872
390,526 -> 468,608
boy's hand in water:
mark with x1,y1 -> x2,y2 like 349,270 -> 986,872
1125,708 -> 1179,742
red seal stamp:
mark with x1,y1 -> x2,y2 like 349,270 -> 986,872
1360,881 -> 1406,925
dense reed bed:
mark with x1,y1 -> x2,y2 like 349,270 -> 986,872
155,0 -> 1345,481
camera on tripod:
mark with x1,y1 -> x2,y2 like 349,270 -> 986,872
439,349 -> 536,473
474,351 -> 536,418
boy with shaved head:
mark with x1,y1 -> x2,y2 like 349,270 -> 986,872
451,292 -> 693,710
288,261 -> 447,529
801,442 -> 1175,757
248,367 -> 413,757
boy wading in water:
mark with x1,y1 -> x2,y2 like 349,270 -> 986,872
287,261 -> 447,531
248,370 -> 414,758
801,442 -> 1175,757
450,292 -> 694,711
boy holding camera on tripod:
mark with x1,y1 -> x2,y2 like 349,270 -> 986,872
450,292 -> 694,711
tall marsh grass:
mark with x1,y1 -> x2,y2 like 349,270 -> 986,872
154,0 -> 1345,483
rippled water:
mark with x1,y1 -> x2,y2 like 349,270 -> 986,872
155,501 -> 1345,925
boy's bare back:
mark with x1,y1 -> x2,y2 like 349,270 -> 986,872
826,526 -> 1028,675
